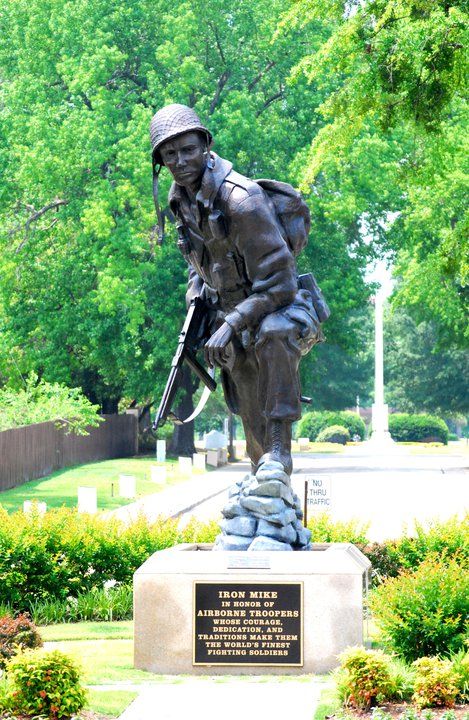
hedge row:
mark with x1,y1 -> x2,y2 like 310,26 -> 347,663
0,506 -> 218,607
297,411 -> 366,441
388,413 -> 449,444
296,410 -> 449,444
0,505 -> 466,614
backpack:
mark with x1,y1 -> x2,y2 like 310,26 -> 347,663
256,179 -> 330,324
255,178 -> 310,257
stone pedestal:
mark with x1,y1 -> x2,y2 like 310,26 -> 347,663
134,543 -> 370,675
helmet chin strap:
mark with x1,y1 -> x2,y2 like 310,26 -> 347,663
152,162 -> 164,245
152,143 -> 213,245
204,148 -> 215,170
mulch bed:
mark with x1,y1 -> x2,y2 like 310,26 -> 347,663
332,704 -> 469,720
0,713 -> 110,720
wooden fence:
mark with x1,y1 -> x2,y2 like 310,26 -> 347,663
0,414 -> 138,491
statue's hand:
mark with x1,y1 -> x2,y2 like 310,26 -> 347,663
204,322 -> 234,368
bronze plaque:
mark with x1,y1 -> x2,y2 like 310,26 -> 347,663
193,581 -> 303,666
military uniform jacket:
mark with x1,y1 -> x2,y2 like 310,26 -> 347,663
168,153 -> 299,335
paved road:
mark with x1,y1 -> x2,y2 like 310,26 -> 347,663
178,444 -> 468,541
106,462 -> 250,525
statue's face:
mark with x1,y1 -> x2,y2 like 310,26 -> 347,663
159,131 -> 207,189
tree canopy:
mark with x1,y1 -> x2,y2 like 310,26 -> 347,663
283,0 -> 468,347
384,309 -> 469,416
0,0 -> 371,414
0,0 -> 466,422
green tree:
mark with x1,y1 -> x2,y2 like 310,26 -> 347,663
390,107 -> 468,346
0,373 -> 102,434
282,0 -> 468,346
0,0 -> 372,432
384,309 -> 469,415
281,0 -> 467,177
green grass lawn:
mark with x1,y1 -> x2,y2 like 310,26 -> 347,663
313,684 -> 339,720
0,456 -> 205,513
86,689 -> 138,717
40,620 -> 134,642
43,638 -> 153,685
40,622 -> 149,717
34,621 -> 330,717
293,442 -> 343,453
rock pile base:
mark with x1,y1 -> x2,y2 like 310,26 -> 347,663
213,460 -> 311,551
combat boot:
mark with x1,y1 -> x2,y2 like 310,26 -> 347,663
257,419 -> 293,476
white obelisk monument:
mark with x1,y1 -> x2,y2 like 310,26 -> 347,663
370,284 -> 394,445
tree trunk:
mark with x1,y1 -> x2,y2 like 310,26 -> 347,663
227,411 -> 236,461
101,397 -> 119,414
168,365 -> 196,456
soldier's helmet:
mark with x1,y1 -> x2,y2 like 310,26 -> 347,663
150,104 -> 212,165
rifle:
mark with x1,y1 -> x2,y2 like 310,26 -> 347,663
152,297 -> 217,431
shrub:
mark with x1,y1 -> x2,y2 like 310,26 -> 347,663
450,649 -> 469,703
307,513 -> 369,546
393,515 -> 469,572
0,506 -> 194,608
7,649 -> 86,719
412,657 -> 459,708
0,507 -> 224,610
180,517 -> 219,544
0,372 -> 102,434
363,540 -> 403,582
297,411 -> 366,441
316,424 -> 350,444
336,647 -> 393,708
369,557 -> 469,661
363,515 -> 469,582
388,413 -> 449,444
0,613 -> 42,668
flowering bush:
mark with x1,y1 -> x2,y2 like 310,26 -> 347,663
0,613 -> 42,669
412,657 -> 459,708
336,647 -> 393,708
6,649 -> 86,719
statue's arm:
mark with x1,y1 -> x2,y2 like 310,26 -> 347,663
225,191 -> 297,332
185,264 -> 204,308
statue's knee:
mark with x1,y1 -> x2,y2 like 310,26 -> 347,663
256,314 -> 296,347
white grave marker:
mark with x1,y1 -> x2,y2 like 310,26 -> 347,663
204,430 -> 227,450
178,456 -> 192,474
193,453 -> 206,471
206,449 -> 219,467
77,487 -> 97,514
119,474 -> 137,499
23,500 -> 47,515
150,465 -> 167,484
306,475 -> 332,512
298,437 -> 310,450
156,440 -> 166,463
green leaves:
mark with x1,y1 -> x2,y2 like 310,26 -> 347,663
0,374 -> 103,434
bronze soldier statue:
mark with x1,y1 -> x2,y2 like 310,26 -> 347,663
150,104 -> 328,550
